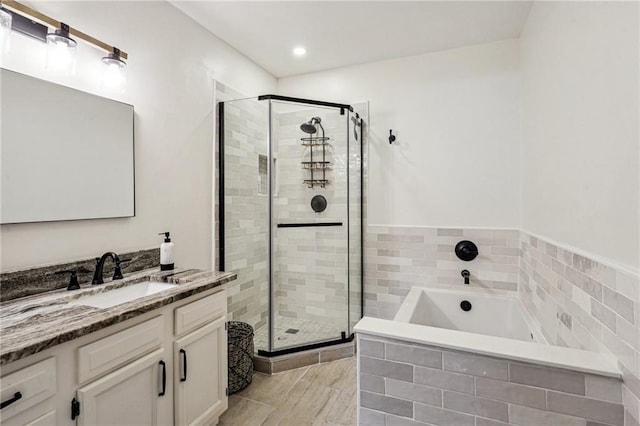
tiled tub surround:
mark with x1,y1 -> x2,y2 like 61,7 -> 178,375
364,227 -> 520,319
0,267 -> 236,365
0,247 -> 160,302
519,232 -> 640,426
356,332 -> 624,426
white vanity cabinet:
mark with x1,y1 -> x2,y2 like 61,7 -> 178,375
174,317 -> 227,426
0,287 -> 228,426
75,349 -> 165,426
174,291 -> 228,426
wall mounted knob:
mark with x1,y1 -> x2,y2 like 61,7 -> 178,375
455,240 -> 479,261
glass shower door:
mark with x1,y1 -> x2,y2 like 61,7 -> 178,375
220,97 -> 270,354
269,100 -> 350,353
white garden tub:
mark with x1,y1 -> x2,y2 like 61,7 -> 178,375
393,287 -> 545,343
355,286 -> 620,377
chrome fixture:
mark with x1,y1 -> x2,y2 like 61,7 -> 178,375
461,269 -> 470,285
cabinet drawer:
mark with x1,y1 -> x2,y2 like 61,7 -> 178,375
78,316 -> 164,384
174,290 -> 226,336
0,357 -> 56,422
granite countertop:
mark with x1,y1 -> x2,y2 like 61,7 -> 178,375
0,268 -> 236,365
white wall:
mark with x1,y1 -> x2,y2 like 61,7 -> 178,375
278,39 -> 521,229
0,1 -> 276,271
520,1 -> 639,270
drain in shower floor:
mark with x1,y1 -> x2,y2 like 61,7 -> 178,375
285,328 -> 299,334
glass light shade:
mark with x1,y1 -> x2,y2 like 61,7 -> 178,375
0,8 -> 12,59
101,54 -> 126,88
46,30 -> 77,74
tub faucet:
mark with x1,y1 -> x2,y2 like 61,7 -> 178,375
461,270 -> 470,285
92,252 -> 120,285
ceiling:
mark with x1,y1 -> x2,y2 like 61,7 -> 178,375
172,1 -> 533,78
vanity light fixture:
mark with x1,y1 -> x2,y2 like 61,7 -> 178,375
101,47 -> 126,88
46,22 -> 76,73
0,6 -> 11,56
1,0 -> 128,76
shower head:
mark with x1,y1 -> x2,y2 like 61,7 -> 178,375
300,117 -> 321,134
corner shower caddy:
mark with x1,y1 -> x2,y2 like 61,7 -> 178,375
301,135 -> 331,188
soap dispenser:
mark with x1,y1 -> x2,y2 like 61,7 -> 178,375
158,232 -> 174,271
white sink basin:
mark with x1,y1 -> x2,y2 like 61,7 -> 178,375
69,281 -> 178,309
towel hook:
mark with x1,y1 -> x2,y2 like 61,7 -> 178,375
389,129 -> 396,144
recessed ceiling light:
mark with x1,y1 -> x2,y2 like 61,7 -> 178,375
293,46 -> 306,56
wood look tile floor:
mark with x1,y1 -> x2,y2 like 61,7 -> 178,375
219,357 -> 357,426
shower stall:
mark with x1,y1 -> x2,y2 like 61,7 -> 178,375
218,94 -> 363,356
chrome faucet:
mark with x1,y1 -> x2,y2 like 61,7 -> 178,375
461,270 -> 470,285
92,252 -> 121,285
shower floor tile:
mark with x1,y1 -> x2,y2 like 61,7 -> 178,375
253,316 -> 345,352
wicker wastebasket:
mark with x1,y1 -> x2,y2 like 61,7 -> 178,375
227,321 -> 254,394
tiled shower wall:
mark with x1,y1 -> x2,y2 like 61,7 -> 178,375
216,84 -> 365,343
215,83 -> 270,332
363,226 -> 520,319
273,107 -> 351,332
519,232 -> 640,426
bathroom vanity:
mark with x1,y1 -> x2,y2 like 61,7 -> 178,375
0,268 -> 236,426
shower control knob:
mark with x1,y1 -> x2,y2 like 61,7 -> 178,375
311,195 -> 327,213
455,240 -> 479,261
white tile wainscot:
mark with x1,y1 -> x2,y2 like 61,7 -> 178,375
519,232 -> 640,426
364,227 -> 520,319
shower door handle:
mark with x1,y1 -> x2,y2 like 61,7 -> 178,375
277,222 -> 343,228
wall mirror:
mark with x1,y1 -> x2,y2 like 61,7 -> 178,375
1,68 -> 135,224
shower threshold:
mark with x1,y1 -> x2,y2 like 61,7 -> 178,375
254,316 -> 353,357
253,339 -> 355,374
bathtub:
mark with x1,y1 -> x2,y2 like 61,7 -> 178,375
355,286 -> 619,376
393,287 -> 545,343
355,286 -> 624,426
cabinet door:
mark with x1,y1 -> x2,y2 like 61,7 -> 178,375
174,317 -> 227,426
76,349 -> 166,426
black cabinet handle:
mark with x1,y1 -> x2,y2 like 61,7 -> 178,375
158,361 -> 166,396
1,392 -> 22,409
180,349 -> 187,382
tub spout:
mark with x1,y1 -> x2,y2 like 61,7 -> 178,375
461,270 -> 470,285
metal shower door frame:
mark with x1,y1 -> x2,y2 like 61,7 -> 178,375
219,95 -> 362,358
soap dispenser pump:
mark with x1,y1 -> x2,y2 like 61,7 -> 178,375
158,232 -> 174,271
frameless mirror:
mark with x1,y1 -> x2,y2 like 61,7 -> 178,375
1,68 -> 135,224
